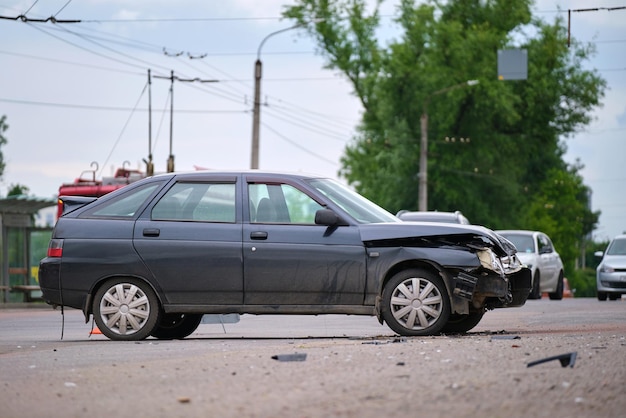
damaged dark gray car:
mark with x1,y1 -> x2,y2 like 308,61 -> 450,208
39,171 -> 531,341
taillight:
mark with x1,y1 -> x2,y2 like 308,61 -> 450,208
47,239 -> 64,258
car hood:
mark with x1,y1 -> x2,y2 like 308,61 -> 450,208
601,254 -> 626,268
358,222 -> 517,257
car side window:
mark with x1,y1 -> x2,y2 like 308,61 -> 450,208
85,183 -> 161,218
538,235 -> 553,254
152,182 -> 236,222
249,183 -> 323,224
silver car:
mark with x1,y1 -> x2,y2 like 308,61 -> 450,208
596,234 -> 626,301
496,230 -> 565,300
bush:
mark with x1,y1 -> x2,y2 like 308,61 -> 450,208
567,268 -> 596,298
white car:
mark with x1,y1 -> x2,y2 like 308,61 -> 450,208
497,230 -> 564,300
595,234 -> 626,301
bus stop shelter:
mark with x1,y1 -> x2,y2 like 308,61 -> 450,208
0,196 -> 56,304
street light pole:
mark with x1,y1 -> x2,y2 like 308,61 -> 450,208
251,24 -> 305,169
418,79 -> 479,211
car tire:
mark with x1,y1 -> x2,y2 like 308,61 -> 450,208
528,271 -> 541,300
440,310 -> 485,334
548,272 -> 564,300
381,268 -> 450,336
150,313 -> 203,340
608,293 -> 619,301
597,292 -> 607,301
93,278 -> 160,341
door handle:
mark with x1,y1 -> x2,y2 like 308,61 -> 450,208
143,228 -> 160,237
250,231 -> 268,240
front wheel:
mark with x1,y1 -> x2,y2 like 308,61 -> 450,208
441,310 -> 485,334
528,271 -> 541,299
93,278 -> 160,341
381,268 -> 450,336
150,313 -> 203,339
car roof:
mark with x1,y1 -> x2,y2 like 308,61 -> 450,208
496,230 -> 540,236
151,170 -> 328,181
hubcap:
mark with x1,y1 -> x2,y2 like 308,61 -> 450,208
99,283 -> 151,335
390,277 -> 443,330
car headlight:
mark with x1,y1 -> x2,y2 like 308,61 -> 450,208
477,248 -> 504,275
599,265 -> 614,273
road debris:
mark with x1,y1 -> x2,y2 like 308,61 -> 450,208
271,353 -> 307,362
527,352 -> 577,368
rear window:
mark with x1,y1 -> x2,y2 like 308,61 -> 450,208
82,183 -> 161,218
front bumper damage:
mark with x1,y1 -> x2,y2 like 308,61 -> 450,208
452,248 -> 531,310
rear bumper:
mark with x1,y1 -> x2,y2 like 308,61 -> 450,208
39,258 -> 86,309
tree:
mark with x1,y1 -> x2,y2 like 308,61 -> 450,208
0,115 -> 7,180
7,184 -> 30,197
284,0 -> 605,271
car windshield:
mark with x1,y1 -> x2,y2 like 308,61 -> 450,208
607,238 -> 626,256
307,178 -> 400,224
499,234 -> 535,253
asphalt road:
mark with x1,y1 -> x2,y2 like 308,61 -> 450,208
1,298 -> 625,418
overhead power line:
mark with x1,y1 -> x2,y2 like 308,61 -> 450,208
0,14 -> 80,23
0,98 -> 246,114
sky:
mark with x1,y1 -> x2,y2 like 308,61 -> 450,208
1,0 -> 624,241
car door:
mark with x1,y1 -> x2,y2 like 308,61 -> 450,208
243,177 -> 366,305
537,233 -> 559,282
133,177 -> 244,305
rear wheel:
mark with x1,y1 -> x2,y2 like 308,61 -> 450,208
381,268 -> 450,336
93,278 -> 160,341
548,272 -> 564,300
150,313 -> 203,339
441,310 -> 485,334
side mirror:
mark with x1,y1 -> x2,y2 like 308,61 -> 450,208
315,209 -> 343,226
594,250 -> 604,259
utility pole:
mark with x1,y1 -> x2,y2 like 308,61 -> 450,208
144,69 -> 154,176
251,22 -> 321,169
151,71 -> 218,173
418,80 -> 479,211
167,70 -> 175,173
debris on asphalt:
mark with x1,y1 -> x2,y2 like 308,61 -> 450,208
527,352 -> 577,368
490,335 -> 521,341
271,353 -> 307,362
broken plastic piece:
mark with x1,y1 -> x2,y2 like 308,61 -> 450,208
271,353 -> 307,362
453,272 -> 478,300
490,335 -> 520,340
527,352 -> 577,368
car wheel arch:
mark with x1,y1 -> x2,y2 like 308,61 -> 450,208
84,274 -> 165,319
375,259 -> 454,321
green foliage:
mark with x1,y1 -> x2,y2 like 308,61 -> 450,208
522,164 -> 599,272
284,0 -> 606,272
7,184 -> 30,197
567,268 -> 596,298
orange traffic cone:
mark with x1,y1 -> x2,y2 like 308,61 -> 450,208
90,326 -> 102,335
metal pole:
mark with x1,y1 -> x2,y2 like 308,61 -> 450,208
167,70 -> 174,173
146,69 -> 154,176
418,110 -> 429,211
417,80 -> 479,211
250,24 -> 308,169
251,59 -> 262,169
